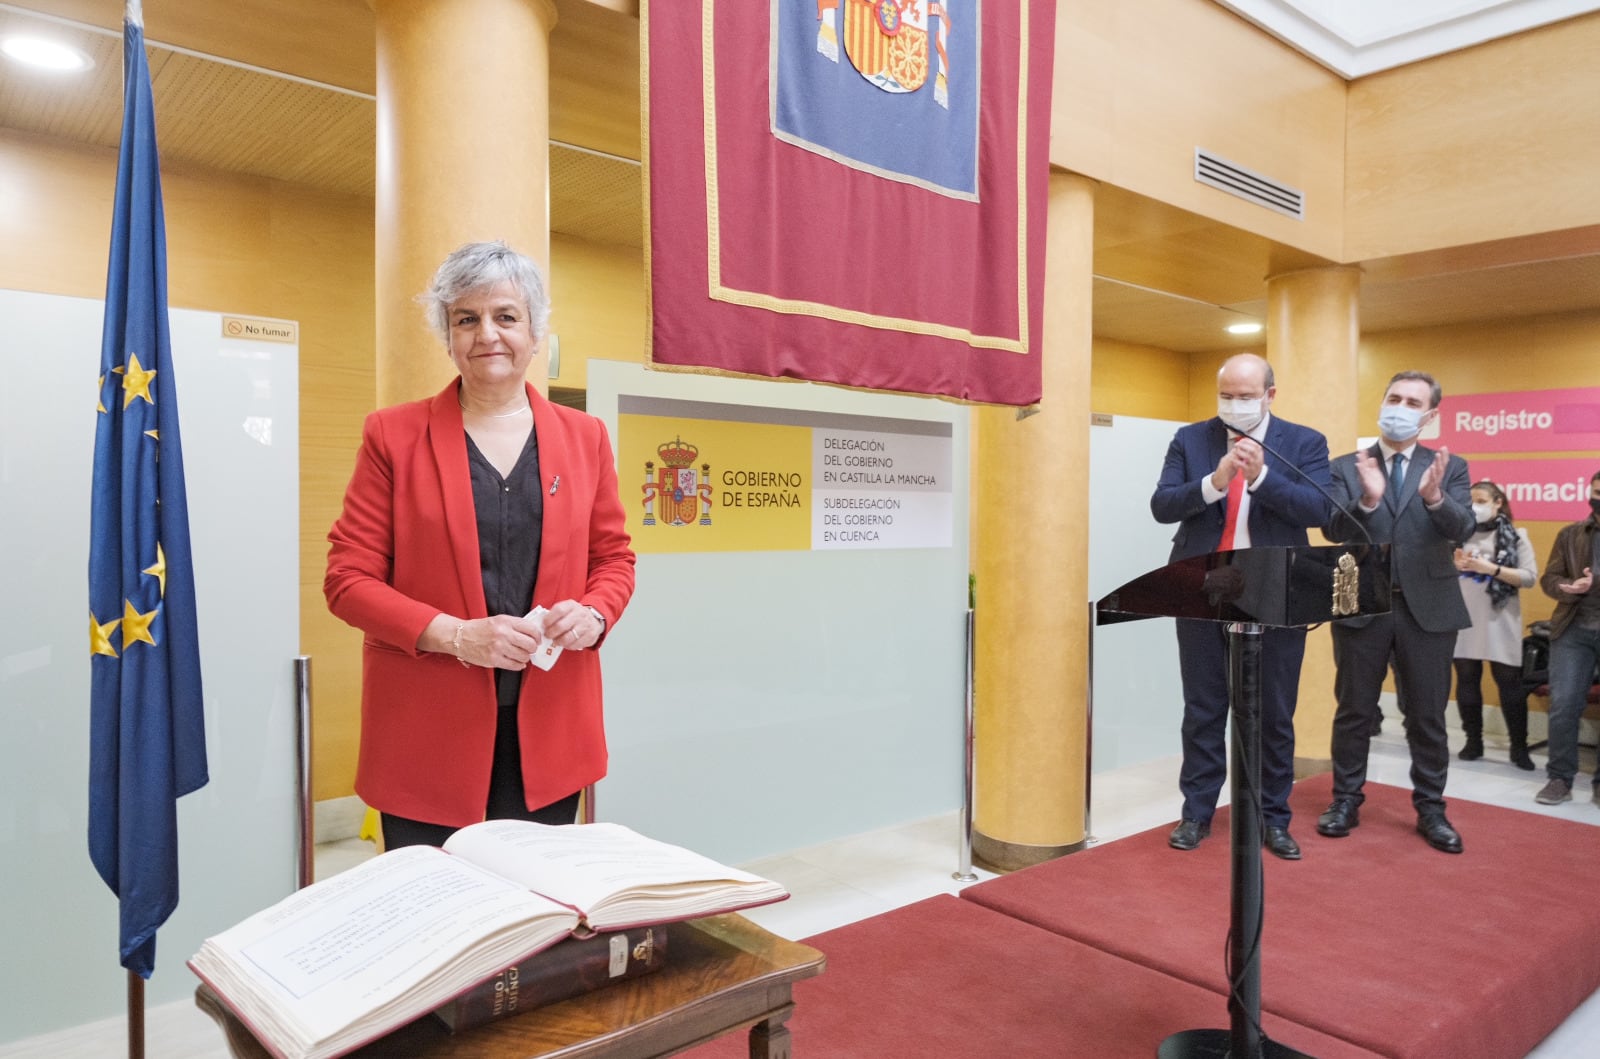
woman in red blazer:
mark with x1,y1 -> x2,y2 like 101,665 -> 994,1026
325,242 -> 635,848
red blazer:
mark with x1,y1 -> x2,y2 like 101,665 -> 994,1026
325,380 -> 636,826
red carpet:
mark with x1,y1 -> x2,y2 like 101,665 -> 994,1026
962,774 -> 1600,1058
680,894 -> 1383,1059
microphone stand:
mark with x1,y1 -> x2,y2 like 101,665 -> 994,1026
1161,424 -> 1355,1059
1159,613 -> 1311,1059
1099,537 -> 1391,1059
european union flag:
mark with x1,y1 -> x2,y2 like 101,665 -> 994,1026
88,0 -> 208,980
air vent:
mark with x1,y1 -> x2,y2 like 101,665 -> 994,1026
1194,148 -> 1304,220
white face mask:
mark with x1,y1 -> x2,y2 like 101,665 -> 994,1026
1472,502 -> 1495,523
1218,396 -> 1265,433
1378,404 -> 1426,442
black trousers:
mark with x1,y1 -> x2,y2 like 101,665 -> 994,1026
1330,595 -> 1455,813
1175,617 -> 1306,829
1453,658 -> 1530,746
381,699 -> 582,850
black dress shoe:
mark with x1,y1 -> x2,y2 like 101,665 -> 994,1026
1168,819 -> 1210,851
1316,799 -> 1360,837
1263,826 -> 1302,860
1417,812 -> 1463,854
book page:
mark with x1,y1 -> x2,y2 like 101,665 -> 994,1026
443,821 -> 786,926
191,846 -> 579,1054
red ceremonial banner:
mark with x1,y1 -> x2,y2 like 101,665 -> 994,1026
643,0 -> 1056,406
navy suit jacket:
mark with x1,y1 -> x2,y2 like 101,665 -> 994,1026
1150,415 -> 1333,563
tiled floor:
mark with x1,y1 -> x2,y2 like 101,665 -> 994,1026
5,721 -> 1597,1058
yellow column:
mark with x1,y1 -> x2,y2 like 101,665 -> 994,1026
971,170 -> 1094,870
1264,265 -> 1362,768
373,0 -> 557,406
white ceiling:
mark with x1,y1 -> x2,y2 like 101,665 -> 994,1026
1213,0 -> 1600,76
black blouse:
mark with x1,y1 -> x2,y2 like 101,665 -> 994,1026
465,429 -> 542,706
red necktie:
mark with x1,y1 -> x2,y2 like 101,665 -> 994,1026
1219,472 -> 1245,551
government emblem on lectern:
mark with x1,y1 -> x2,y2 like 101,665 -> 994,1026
1332,553 -> 1360,617
642,437 -> 713,527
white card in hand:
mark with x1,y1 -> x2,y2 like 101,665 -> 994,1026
525,606 -> 563,671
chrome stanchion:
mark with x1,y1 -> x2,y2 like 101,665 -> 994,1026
1085,601 -> 1098,846
294,656 -> 314,889
953,607 -> 978,882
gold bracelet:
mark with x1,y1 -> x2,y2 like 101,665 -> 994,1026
451,622 -> 472,668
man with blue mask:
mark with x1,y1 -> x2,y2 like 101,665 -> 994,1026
1319,370 -> 1475,853
1152,353 -> 1332,860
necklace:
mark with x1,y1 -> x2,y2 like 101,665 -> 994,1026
459,397 -> 530,419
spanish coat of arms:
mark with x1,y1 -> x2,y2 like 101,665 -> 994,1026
642,437 -> 713,527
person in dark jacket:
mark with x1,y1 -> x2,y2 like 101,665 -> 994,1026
1318,371 -> 1475,854
1532,470 -> 1600,807
1150,353 -> 1331,860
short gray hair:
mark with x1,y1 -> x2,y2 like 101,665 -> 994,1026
420,241 -> 550,342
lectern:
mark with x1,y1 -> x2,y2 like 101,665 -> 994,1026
1097,544 -> 1390,1059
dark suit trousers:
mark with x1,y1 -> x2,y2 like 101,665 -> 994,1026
1330,593 -> 1455,813
1176,618 -> 1306,828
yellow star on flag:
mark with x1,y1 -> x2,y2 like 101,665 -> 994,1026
121,599 -> 159,649
122,352 -> 157,409
144,543 -> 168,596
90,612 -> 122,658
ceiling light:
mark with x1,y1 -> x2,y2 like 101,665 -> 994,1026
1,36 -> 94,73
1226,321 -> 1263,335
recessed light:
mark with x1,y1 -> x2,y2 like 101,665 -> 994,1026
1,35 -> 94,73
1226,321 -> 1263,335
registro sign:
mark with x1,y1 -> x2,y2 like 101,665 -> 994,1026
1438,387 -> 1600,521
1437,387 -> 1600,454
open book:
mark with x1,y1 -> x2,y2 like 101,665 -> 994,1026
188,820 -> 788,1059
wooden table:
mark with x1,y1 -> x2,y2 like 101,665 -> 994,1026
195,914 -> 826,1059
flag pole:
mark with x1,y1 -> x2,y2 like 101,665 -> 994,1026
127,972 -> 144,1059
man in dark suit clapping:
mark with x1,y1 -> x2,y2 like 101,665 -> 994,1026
1318,371 -> 1475,853
1151,354 -> 1332,860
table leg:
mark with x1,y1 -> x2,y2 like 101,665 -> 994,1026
747,1004 -> 794,1059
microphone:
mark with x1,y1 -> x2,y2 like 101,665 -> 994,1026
1226,427 -> 1378,555
1227,427 -> 1385,629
